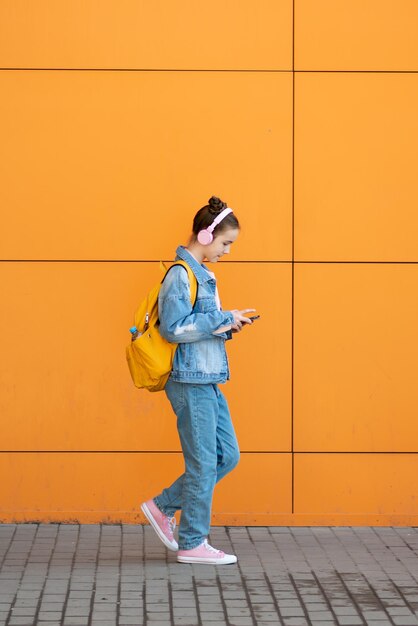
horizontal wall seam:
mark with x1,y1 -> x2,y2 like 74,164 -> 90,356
0,450 -> 290,454
291,451 -> 418,454
1,260 -> 418,264
0,68 -> 417,73
4,259 -> 288,264
0,259 -> 291,264
1,67 -> 292,73
1,450 -> 418,454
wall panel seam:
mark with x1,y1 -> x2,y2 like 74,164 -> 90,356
0,67 -> 293,73
0,68 -> 417,73
291,0 -> 295,515
0,450 -> 294,454
1,451 -> 417,454
2,260 -> 418,264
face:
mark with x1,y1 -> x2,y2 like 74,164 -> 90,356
203,227 -> 240,263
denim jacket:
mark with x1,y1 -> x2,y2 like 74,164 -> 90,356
158,246 -> 234,384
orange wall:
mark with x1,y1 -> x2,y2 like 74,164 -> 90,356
1,1 -> 418,525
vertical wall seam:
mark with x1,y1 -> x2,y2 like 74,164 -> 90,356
291,0 -> 295,514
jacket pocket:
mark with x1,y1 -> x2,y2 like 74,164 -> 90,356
194,338 -> 225,374
175,342 -> 195,370
194,296 -> 217,314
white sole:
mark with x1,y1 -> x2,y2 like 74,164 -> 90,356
177,555 -> 237,565
140,502 -> 178,551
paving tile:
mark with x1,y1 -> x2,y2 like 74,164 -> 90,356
1,524 -> 418,625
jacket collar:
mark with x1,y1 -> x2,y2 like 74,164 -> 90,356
175,246 -> 213,285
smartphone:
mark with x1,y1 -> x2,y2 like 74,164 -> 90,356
248,315 -> 260,321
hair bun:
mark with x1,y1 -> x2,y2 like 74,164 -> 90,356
208,196 -> 227,215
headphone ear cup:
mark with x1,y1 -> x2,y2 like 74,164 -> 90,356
197,229 -> 213,245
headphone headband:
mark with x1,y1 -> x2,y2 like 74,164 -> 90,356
197,206 -> 234,245
206,207 -> 233,234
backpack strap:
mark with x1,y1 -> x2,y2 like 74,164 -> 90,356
162,261 -> 198,307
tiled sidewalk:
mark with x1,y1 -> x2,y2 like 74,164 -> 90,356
1,525 -> 418,626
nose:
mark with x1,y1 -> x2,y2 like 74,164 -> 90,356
224,245 -> 231,254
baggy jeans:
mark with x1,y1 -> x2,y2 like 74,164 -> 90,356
153,379 -> 240,550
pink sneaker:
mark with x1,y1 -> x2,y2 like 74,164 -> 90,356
141,499 -> 178,551
177,539 -> 237,565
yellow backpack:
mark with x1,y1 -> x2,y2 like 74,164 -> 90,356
126,261 -> 198,391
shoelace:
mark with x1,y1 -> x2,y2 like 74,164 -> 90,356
166,516 -> 176,536
203,539 -> 222,554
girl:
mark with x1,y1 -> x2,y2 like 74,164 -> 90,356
141,196 -> 255,565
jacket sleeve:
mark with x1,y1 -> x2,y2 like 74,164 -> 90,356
158,265 -> 234,344
225,329 -> 233,341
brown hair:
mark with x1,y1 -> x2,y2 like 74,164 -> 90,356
192,196 -> 240,239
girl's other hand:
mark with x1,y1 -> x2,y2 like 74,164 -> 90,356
231,308 -> 256,332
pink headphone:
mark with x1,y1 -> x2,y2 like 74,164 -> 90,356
197,207 -> 233,245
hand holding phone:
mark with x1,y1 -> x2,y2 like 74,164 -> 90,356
230,310 -> 260,333
213,311 -> 260,336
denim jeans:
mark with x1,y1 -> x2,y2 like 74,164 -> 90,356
153,379 -> 240,550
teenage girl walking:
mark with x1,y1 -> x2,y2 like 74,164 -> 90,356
141,196 -> 255,565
